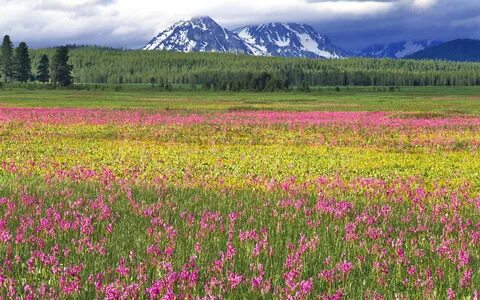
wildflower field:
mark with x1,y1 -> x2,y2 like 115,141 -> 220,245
1,87 -> 480,299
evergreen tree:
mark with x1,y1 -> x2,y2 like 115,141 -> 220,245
37,54 -> 50,84
149,76 -> 156,87
51,46 -> 73,86
14,42 -> 32,83
1,35 -> 14,82
299,81 -> 311,92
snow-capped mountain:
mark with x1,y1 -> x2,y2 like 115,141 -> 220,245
234,23 -> 345,59
144,17 -> 345,59
356,40 -> 443,58
143,17 -> 252,54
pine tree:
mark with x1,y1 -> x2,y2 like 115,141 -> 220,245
51,46 -> 73,86
1,35 -> 14,82
37,55 -> 50,84
14,42 -> 32,83
149,76 -> 156,87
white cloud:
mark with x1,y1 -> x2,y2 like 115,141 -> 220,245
412,0 -> 437,9
0,0 -> 442,48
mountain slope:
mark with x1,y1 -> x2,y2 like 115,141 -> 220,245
234,23 -> 345,59
357,40 -> 443,58
407,39 -> 480,62
143,17 -> 252,54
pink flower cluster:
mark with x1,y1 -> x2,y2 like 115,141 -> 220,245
1,107 -> 480,128
0,165 -> 479,298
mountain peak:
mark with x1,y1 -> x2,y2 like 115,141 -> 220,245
188,16 -> 217,27
144,16 -> 345,59
143,16 -> 251,53
234,22 -> 344,58
190,16 -> 213,21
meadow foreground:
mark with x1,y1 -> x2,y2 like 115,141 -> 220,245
0,89 -> 480,299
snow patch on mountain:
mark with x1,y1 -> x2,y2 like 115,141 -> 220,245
357,40 -> 443,58
394,41 -> 426,58
235,28 -> 269,56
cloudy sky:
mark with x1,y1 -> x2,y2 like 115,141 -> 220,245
1,0 -> 479,51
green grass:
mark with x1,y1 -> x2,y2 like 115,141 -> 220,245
0,85 -> 480,113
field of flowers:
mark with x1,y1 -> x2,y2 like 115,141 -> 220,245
1,100 -> 480,298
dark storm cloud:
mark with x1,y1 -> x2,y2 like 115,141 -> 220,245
312,0 -> 480,50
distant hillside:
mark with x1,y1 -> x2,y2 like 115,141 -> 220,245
407,39 -> 480,62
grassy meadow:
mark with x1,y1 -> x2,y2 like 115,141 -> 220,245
0,86 -> 479,299
0,85 -> 480,113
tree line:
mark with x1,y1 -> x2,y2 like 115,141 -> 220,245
0,35 -> 73,86
31,46 -> 480,90
4,39 -> 480,91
